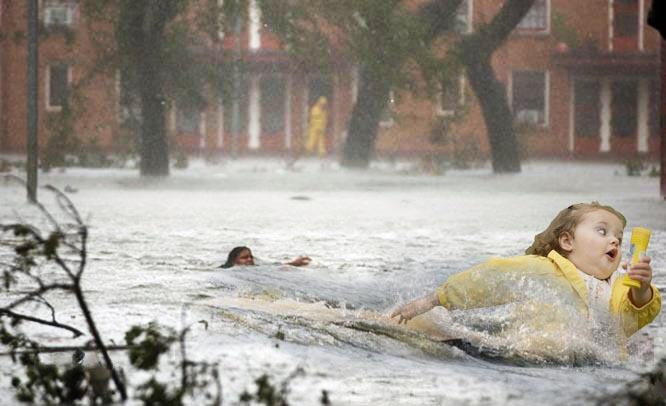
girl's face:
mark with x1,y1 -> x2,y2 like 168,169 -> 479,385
559,209 -> 624,279
234,249 -> 255,266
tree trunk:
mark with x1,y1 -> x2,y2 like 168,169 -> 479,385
138,63 -> 170,177
118,1 -> 173,177
455,0 -> 536,173
341,66 -> 391,168
463,55 -> 521,173
340,0 -> 463,169
137,3 -> 170,176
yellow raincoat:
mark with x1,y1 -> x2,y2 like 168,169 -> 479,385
306,97 -> 328,157
435,250 -> 661,361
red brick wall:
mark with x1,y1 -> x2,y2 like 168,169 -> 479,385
0,2 -> 118,154
375,0 -> 661,161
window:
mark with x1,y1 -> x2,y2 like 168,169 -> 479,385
574,80 -> 601,138
455,0 -> 472,34
47,63 -> 69,110
223,74 -> 249,134
611,81 -> 637,138
177,105 -> 201,134
260,75 -> 286,134
379,90 -> 395,127
512,71 -> 547,125
43,0 -> 76,27
612,0 -> 639,51
614,0 -> 638,37
649,80 -> 659,137
517,0 -> 549,32
437,74 -> 465,115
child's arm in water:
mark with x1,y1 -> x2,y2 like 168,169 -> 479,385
285,256 -> 312,267
390,292 -> 441,324
626,256 -> 654,307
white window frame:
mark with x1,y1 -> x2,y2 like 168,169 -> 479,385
248,0 -> 261,50
455,0 -> 474,34
608,0 -> 645,52
176,104 -> 203,135
259,73 -> 287,134
437,74 -> 466,116
42,0 -> 76,27
379,90 -> 395,127
516,0 -> 550,35
508,70 -> 550,128
45,63 -> 71,112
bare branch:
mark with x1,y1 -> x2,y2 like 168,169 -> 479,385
0,344 -> 130,357
6,283 -> 74,310
35,295 -> 57,322
45,184 -> 85,226
0,309 -> 84,337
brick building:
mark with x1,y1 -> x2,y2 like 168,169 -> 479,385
0,0 -> 661,162
376,0 -> 661,160
0,0 -> 119,156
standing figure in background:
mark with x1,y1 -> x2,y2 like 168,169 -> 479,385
306,96 -> 329,157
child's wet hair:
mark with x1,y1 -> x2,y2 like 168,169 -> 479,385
221,246 -> 252,268
525,202 -> 627,257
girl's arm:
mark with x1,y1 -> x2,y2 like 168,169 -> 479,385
285,256 -> 311,267
390,292 -> 441,324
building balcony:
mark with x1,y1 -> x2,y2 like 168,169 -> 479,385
551,41 -> 659,76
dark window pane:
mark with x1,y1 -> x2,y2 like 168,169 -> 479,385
260,75 -> 285,134
440,76 -> 462,112
455,0 -> 470,33
308,76 -> 332,105
574,80 -> 600,138
517,0 -> 547,30
512,71 -> 546,124
614,0 -> 638,37
650,80 -> 659,137
380,91 -> 394,125
611,81 -> 637,138
223,75 -> 249,134
49,64 -> 69,108
177,105 -> 200,134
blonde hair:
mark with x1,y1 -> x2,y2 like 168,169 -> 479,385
525,202 -> 626,257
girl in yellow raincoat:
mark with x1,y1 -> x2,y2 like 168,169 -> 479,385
391,202 -> 661,362
306,97 -> 328,157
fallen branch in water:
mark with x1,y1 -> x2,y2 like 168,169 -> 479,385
0,344 -> 130,357
1,176 -> 127,401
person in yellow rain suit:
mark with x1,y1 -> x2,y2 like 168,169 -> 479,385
391,202 -> 661,362
306,96 -> 328,157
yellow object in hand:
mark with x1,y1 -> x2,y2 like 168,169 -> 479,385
622,227 -> 651,288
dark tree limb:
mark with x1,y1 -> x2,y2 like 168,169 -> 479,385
456,0 -> 536,173
0,344 -> 130,357
6,284 -> 74,310
1,180 -> 128,400
0,309 -> 84,337
341,0 -> 464,168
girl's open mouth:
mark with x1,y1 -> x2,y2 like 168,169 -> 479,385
606,248 -> 618,260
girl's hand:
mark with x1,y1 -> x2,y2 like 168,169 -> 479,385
390,293 -> 440,324
286,256 -> 311,267
626,256 -> 654,307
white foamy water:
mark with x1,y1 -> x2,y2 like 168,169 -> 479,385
1,158 -> 664,405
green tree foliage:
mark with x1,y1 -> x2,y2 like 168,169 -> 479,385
81,0 -> 238,176
260,0 -> 464,168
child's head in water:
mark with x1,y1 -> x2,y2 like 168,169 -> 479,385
526,202 -> 627,279
221,246 -> 254,268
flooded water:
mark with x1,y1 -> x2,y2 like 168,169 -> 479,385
1,159 -> 664,405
